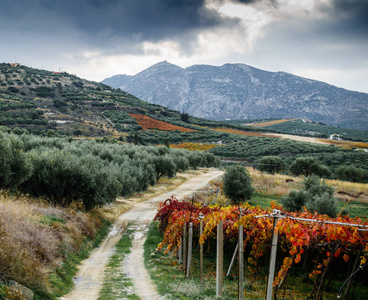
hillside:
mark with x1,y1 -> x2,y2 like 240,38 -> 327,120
102,61 -> 368,131
1,62 -> 368,174
0,62 -> 191,139
0,62 -> 282,142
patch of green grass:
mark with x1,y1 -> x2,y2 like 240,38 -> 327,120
247,192 -> 280,209
336,199 -> 368,219
249,192 -> 368,220
98,226 -> 140,300
39,214 -> 66,226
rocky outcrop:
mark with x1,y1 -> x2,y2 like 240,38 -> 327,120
8,280 -> 34,300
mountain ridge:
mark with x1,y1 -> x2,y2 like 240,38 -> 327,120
102,62 -> 368,131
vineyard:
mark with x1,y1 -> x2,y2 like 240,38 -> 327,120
169,142 -> 221,151
129,114 -> 195,132
246,119 -> 298,127
154,197 -> 368,299
318,139 -> 368,150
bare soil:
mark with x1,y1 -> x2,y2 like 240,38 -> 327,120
62,168 -> 224,300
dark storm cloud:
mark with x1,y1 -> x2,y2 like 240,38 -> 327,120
329,0 -> 368,35
0,0 -> 234,43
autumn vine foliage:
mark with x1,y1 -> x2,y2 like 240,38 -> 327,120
155,198 -> 368,297
128,114 -> 194,132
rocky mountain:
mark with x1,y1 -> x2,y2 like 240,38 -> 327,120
102,61 -> 368,131
102,74 -> 132,88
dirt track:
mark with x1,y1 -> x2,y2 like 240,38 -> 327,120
63,168 -> 224,300
263,132 -> 329,145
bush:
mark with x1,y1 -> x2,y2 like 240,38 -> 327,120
7,87 -> 19,93
223,165 -> 253,205
34,86 -> 55,97
290,157 -> 331,177
258,156 -> 285,174
335,165 -> 368,183
280,190 -> 309,212
306,192 -> 337,218
303,175 -> 334,196
281,175 -> 337,217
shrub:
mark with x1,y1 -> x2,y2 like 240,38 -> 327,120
280,190 -> 309,212
7,87 -> 19,93
34,86 -> 55,98
72,81 -> 84,88
306,192 -> 337,218
281,175 -> 337,217
335,165 -> 368,183
303,175 -> 334,196
223,165 -> 253,205
258,156 -> 285,174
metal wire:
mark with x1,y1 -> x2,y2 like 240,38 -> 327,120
337,263 -> 368,299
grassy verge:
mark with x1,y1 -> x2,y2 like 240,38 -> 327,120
0,192 -> 112,300
98,227 -> 139,300
144,222 -> 368,299
43,219 -> 111,300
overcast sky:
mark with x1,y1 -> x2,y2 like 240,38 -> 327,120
1,0 -> 367,93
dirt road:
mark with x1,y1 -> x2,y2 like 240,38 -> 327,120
263,132 -> 329,145
63,168 -> 223,300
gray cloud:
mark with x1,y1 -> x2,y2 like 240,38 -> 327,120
0,0 -> 234,43
332,0 -> 368,29
0,0 -> 367,93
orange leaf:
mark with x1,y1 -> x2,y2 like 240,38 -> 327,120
294,253 -> 302,264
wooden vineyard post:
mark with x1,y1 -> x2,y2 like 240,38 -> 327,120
216,220 -> 224,297
178,236 -> 182,265
238,207 -> 244,300
266,212 -> 281,300
186,222 -> 193,278
183,223 -> 187,274
199,213 -> 204,284
226,244 -> 238,277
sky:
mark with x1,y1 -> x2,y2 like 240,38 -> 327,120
1,0 -> 367,93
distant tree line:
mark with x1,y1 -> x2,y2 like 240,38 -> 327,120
257,155 -> 368,183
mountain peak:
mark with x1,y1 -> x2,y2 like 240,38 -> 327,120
102,62 -> 368,131
147,61 -> 182,71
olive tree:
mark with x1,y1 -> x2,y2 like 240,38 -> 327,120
258,156 -> 285,174
223,165 -> 253,205
290,157 -> 331,177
